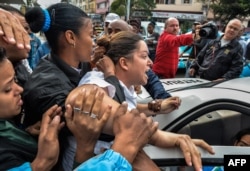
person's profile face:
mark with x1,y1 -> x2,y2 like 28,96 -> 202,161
75,19 -> 93,62
235,134 -> 250,147
127,41 -> 150,86
0,59 -> 23,119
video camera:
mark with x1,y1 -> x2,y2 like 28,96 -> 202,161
199,22 -> 218,39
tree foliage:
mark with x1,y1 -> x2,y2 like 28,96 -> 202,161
208,0 -> 250,23
110,0 -> 156,18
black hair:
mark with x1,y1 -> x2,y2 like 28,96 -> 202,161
25,3 -> 90,54
149,21 -> 156,28
0,47 -> 7,63
232,127 -> 250,144
0,4 -> 24,16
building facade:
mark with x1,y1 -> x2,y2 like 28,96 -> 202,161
93,0 -> 210,22
134,0 -> 209,23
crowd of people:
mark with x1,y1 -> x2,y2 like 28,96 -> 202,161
0,2 -> 249,171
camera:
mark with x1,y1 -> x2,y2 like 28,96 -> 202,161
199,22 -> 218,39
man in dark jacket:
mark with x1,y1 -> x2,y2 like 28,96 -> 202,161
189,19 -> 244,81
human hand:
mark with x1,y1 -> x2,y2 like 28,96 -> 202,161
174,135 -> 215,171
189,68 -> 195,76
112,102 -> 158,163
25,121 -> 41,136
65,87 -> 111,163
31,105 -> 64,171
0,9 -> 31,50
91,46 -> 106,66
160,96 -> 181,113
134,85 -> 142,94
96,55 -> 115,78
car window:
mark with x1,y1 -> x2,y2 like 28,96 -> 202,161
155,109 -> 250,171
177,110 -> 250,146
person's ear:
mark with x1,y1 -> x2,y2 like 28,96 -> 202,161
119,57 -> 129,71
65,30 -> 76,47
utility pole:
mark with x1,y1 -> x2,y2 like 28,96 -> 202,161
126,0 -> 130,21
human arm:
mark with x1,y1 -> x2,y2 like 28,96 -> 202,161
149,130 -> 215,171
31,105 -> 64,171
136,96 -> 181,116
66,85 -> 213,171
7,105 -> 64,171
143,69 -> 172,99
0,8 -> 30,50
189,41 -> 210,76
68,89 -> 158,171
64,87 -> 111,166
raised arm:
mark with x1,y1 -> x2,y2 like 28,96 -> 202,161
66,84 -> 214,171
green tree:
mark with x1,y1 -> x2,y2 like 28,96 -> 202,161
200,0 -> 250,24
110,0 -> 156,19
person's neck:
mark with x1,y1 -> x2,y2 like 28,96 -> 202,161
222,35 -> 232,41
59,50 -> 80,69
116,72 -> 132,89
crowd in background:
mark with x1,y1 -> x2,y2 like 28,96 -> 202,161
0,2 -> 249,171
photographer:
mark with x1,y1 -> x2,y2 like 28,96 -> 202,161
189,19 -> 244,81
181,21 -> 213,78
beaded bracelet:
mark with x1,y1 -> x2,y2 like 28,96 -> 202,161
148,99 -> 162,113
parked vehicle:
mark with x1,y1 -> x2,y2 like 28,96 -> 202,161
139,77 -> 250,170
140,21 -> 165,39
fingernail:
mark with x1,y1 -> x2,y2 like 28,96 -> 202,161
17,43 -> 24,49
25,44 -> 31,50
8,37 -> 15,43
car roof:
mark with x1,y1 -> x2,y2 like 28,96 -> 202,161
213,77 -> 250,93
137,77 -> 250,130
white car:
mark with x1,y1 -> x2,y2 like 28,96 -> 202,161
139,77 -> 250,170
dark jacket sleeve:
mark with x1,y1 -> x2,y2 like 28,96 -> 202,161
190,41 -> 211,71
143,69 -> 171,99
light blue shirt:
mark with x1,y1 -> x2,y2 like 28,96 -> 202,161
8,149 -> 132,171
75,149 -> 132,171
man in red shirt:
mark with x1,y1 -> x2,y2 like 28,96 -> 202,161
153,17 -> 194,78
